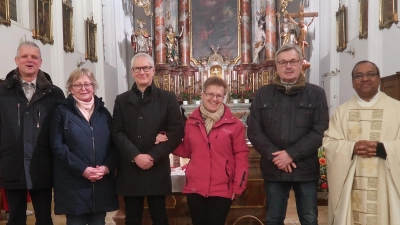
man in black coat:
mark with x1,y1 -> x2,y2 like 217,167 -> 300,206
112,53 -> 184,225
0,41 -> 65,225
247,43 -> 329,225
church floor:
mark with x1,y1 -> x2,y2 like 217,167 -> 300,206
0,190 -> 328,225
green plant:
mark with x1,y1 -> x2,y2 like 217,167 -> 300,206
230,91 -> 240,99
318,146 -> 328,192
181,92 -> 190,101
192,94 -> 201,100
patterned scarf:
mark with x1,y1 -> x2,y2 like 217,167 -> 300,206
199,103 -> 225,134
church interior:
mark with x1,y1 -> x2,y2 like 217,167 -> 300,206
1,0 -> 400,224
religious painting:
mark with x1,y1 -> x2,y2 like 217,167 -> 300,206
33,0 -> 53,45
379,0 -> 398,29
62,1 -> 74,52
190,0 -> 240,65
359,0 -> 368,39
336,5 -> 347,52
0,0 -> 11,26
85,16 -> 97,63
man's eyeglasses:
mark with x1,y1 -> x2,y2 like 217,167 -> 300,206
132,66 -> 153,73
72,83 -> 93,90
204,93 -> 224,100
353,73 -> 378,81
276,59 -> 301,67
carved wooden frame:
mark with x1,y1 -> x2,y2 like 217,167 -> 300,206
62,1 -> 74,52
336,5 -> 347,52
359,0 -> 368,39
0,0 -> 11,27
33,0 -> 53,45
379,0 -> 398,29
85,16 -> 97,62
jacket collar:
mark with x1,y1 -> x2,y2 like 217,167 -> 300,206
272,74 -> 306,95
127,82 -> 157,104
4,68 -> 53,91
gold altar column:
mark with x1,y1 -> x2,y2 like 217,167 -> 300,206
265,0 -> 277,59
154,0 -> 166,65
240,0 -> 252,64
179,0 -> 190,66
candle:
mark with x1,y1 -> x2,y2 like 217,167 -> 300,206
394,13 -> 398,22
240,74 -> 244,85
32,29 -> 36,36
188,76 -> 192,86
85,53 -> 88,58
195,72 -> 199,81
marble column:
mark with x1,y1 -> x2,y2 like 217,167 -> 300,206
240,0 -> 251,64
154,0 -> 166,64
265,0 -> 277,60
179,0 -> 190,66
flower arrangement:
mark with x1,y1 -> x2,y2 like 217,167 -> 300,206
243,87 -> 254,99
318,146 -> 328,192
230,91 -> 240,100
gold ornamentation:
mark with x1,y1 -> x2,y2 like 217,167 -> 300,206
372,109 -> 383,119
132,0 -> 153,17
367,177 -> 378,188
367,190 -> 377,201
370,132 -> 380,141
348,124 -> 362,139
366,203 -> 377,215
370,121 -> 382,130
349,110 -> 360,121
366,216 -> 377,225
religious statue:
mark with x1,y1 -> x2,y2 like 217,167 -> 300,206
131,19 -> 153,56
252,8 -> 266,64
165,25 -> 184,67
287,7 -> 315,59
281,13 -> 298,46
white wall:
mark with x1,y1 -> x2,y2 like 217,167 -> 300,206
316,0 -> 400,111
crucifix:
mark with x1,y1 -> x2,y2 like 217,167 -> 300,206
286,4 -> 319,59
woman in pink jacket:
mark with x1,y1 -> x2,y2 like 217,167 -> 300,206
157,77 -> 249,225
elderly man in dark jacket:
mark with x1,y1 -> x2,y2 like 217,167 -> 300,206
0,41 -> 65,225
248,43 -> 329,225
112,53 -> 184,225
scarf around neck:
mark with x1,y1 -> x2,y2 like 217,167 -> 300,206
272,73 -> 306,95
199,104 -> 225,134
73,95 -> 95,122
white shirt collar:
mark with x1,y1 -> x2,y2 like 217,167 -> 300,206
356,91 -> 381,107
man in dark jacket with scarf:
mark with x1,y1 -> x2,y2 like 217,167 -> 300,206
0,41 -> 65,225
248,43 -> 329,225
112,53 -> 184,225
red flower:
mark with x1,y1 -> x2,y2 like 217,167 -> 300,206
319,158 -> 326,165
320,183 -> 328,189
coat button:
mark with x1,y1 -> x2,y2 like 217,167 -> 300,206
139,116 -> 143,119
137,135 -> 141,139
25,112 -> 29,114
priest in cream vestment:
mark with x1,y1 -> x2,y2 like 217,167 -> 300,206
323,60 -> 400,225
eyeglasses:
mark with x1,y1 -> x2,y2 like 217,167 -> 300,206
353,72 -> 378,81
132,66 -> 153,73
277,59 -> 301,67
72,83 -> 93,90
204,93 -> 224,100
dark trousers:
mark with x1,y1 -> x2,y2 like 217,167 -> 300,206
265,180 -> 318,225
123,195 -> 168,225
5,188 -> 53,225
66,212 -> 106,225
186,193 -> 232,225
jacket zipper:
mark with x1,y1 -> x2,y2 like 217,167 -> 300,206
239,171 -> 246,187
225,160 -> 230,190
37,105 -> 40,128
17,103 -> 20,126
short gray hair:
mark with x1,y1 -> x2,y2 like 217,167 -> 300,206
66,68 -> 99,93
275,43 -> 303,62
130,53 -> 155,69
16,41 -> 41,58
